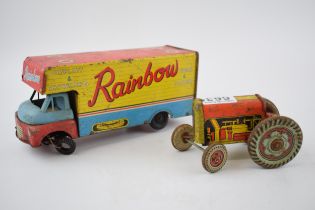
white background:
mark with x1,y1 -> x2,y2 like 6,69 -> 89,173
0,0 -> 314,210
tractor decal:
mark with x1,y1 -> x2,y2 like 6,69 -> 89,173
203,115 -> 262,145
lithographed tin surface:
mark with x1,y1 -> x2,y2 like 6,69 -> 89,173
193,95 -> 266,145
22,46 -> 198,136
15,112 -> 78,147
173,95 -> 303,173
193,98 -> 205,145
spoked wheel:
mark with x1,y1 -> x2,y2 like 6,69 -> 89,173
54,135 -> 76,155
248,116 -> 303,168
171,124 -> 194,151
150,112 -> 169,130
202,144 -> 227,173
263,98 -> 280,115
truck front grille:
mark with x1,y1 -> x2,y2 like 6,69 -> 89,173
16,125 -> 23,138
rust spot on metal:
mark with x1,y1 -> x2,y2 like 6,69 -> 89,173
120,58 -> 133,63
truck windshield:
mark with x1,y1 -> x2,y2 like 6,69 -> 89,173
30,90 -> 46,108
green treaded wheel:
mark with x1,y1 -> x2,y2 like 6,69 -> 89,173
171,124 -> 194,151
248,116 -> 303,169
202,144 -> 227,173
263,98 -> 280,115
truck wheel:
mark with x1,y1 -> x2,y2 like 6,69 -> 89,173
171,124 -> 194,151
248,116 -> 302,169
150,112 -> 168,130
54,135 -> 76,155
263,98 -> 280,115
202,144 -> 227,173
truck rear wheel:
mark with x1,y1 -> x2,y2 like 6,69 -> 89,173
202,144 -> 227,173
150,112 -> 168,130
171,124 -> 194,151
248,116 -> 302,168
54,135 -> 76,155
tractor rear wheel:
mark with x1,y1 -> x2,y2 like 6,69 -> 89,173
248,116 -> 302,168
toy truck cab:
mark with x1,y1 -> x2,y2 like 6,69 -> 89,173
18,91 -> 74,125
15,91 -> 79,154
172,95 -> 303,173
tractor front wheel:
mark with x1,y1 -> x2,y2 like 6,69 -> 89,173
171,124 -> 194,151
202,144 -> 227,173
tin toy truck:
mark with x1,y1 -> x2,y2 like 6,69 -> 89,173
15,46 -> 198,154
171,95 -> 303,173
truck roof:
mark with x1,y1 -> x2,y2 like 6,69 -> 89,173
22,45 -> 196,93
24,45 -> 195,68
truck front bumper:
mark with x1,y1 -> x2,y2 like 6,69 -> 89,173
15,112 -> 41,147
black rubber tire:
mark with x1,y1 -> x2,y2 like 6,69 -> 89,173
150,112 -> 169,130
55,135 -> 76,155
41,138 -> 50,145
248,116 -> 302,169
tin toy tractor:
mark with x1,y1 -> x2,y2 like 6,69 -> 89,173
171,95 -> 303,173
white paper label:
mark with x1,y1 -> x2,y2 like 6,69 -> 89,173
202,96 -> 237,104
